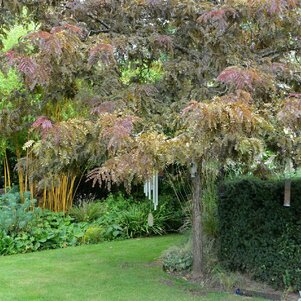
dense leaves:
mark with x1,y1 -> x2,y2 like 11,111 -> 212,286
218,177 -> 301,290
0,190 -> 182,255
0,1 -> 299,181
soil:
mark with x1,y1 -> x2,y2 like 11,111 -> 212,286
233,276 -> 299,301
163,270 -> 300,301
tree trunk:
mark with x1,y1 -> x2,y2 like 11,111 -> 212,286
191,161 -> 203,279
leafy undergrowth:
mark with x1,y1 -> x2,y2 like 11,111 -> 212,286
0,235 -> 265,301
0,191 -> 184,256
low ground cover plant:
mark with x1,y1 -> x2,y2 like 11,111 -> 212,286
0,191 -> 87,255
0,191 -> 184,255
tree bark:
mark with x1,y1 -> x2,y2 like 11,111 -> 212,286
191,161 -> 203,279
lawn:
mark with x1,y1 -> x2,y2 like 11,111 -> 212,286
0,235 -> 265,301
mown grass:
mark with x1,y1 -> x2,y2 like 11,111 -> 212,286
0,235 -> 265,301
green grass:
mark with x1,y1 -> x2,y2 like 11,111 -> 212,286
0,235 -> 265,301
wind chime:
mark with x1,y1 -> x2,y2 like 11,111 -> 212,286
143,172 -> 159,227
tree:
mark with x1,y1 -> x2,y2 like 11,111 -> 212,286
87,98 -> 270,278
1,0 -> 301,277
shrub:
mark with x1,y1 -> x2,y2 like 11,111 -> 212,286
0,191 -> 87,255
0,191 -> 41,234
30,211 -> 87,250
0,190 -> 185,256
118,202 -> 170,238
83,225 -> 104,244
68,201 -> 104,222
99,193 -> 174,238
210,265 -> 241,292
218,177 -> 301,290
103,223 -> 124,240
0,231 -> 16,255
162,243 -> 192,273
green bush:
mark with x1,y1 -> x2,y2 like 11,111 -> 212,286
0,190 -> 185,256
0,191 -> 87,255
218,177 -> 301,290
162,244 -> 192,273
0,211 -> 87,255
83,225 -> 104,244
98,194 -> 175,239
69,201 -> 104,222
30,211 -> 87,250
118,205 -> 164,238
0,191 -> 41,234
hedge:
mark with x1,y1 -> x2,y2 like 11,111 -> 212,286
218,177 -> 301,290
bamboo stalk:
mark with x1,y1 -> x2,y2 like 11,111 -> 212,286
24,149 -> 29,193
5,152 -> 11,189
16,148 -> 25,202
43,183 -> 47,209
52,181 -> 56,212
30,182 -> 34,201
41,174 -> 77,212
62,175 -> 67,213
18,170 -> 24,202
68,176 -> 76,210
4,157 -> 7,194
3,151 -> 12,193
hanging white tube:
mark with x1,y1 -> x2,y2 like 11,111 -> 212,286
155,171 -> 158,210
153,174 -> 156,210
148,179 -> 151,199
143,171 -> 159,210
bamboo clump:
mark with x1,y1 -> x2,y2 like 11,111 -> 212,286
42,174 -> 76,212
12,148 -> 76,212
3,145 -> 77,212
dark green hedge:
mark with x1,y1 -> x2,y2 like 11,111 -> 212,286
218,177 -> 301,290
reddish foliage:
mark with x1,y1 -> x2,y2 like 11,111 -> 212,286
26,31 -> 52,41
17,57 -> 37,77
219,90 -> 253,104
6,54 -> 50,89
288,93 -> 301,98
270,62 -> 288,73
32,116 -> 53,138
102,116 -> 135,150
251,0 -> 299,15
278,98 -> 301,129
91,101 -> 116,114
152,35 -> 173,51
26,26 -> 81,57
197,7 -> 238,30
5,50 -> 18,64
88,43 -> 114,66
217,66 -> 268,91
51,24 -> 83,35
27,30 -> 63,56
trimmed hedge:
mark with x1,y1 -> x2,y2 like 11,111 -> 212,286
218,177 -> 301,290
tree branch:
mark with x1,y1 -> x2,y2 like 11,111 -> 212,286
258,43 -> 301,59
87,12 -> 110,31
